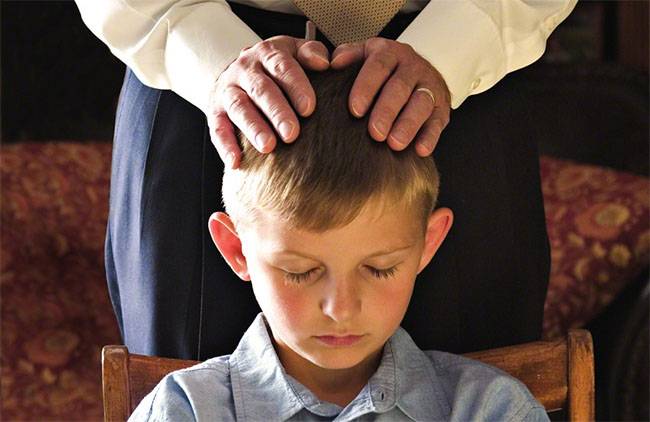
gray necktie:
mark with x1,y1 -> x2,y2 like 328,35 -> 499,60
293,0 -> 407,46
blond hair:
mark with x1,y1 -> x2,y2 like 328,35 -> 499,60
222,65 -> 440,233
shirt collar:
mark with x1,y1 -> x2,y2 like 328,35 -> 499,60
229,314 -> 450,421
229,314 -> 304,421
387,326 -> 451,420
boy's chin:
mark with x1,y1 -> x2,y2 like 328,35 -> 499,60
305,346 -> 383,372
309,356 -> 365,371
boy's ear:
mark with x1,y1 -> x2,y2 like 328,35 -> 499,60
208,212 -> 250,281
418,207 -> 453,273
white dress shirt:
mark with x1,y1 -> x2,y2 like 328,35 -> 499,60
75,0 -> 576,115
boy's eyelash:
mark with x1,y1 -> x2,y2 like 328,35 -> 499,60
284,268 -> 318,283
367,266 -> 397,279
284,266 -> 398,283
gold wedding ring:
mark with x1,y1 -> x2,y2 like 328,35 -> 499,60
415,87 -> 435,105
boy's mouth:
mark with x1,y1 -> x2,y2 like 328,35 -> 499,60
314,335 -> 363,346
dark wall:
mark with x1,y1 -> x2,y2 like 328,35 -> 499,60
2,0 -> 125,142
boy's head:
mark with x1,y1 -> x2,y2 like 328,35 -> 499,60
222,64 -> 440,234
209,65 -> 453,378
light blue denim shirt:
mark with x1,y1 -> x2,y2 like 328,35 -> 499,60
130,314 -> 549,421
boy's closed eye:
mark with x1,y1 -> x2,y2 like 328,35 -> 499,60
282,265 -> 400,284
283,267 -> 320,283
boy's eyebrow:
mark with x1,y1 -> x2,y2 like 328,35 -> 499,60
273,249 -> 321,261
275,243 -> 415,261
365,244 -> 415,258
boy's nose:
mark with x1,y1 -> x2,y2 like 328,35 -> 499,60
320,276 -> 362,323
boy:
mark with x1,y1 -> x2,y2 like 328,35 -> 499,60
129,65 -> 549,421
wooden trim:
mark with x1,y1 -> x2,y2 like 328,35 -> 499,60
102,346 -> 131,422
568,329 -> 595,422
463,336 -> 568,411
128,353 -> 200,410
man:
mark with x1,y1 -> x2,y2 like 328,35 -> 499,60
75,0 -> 576,359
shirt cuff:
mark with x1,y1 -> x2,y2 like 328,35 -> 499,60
164,2 -> 261,115
397,0 -> 575,109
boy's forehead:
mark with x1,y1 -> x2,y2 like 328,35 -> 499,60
242,201 -> 424,257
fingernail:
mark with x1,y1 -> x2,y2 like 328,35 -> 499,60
297,96 -> 311,115
255,132 -> 273,150
279,121 -> 294,140
351,99 -> 367,117
418,140 -> 434,156
391,129 -> 409,147
313,51 -> 329,64
372,119 -> 389,138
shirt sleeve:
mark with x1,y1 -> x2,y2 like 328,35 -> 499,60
128,375 -> 198,422
518,405 -> 552,422
397,0 -> 577,109
74,0 -> 262,116
479,375 -> 551,422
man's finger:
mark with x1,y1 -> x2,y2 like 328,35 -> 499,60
367,67 -> 417,141
225,86 -> 277,153
414,111 -> 447,156
239,69 -> 299,143
348,49 -> 398,118
262,50 -> 317,118
296,40 -> 330,71
385,87 -> 434,151
330,42 -> 364,68
210,112 -> 241,169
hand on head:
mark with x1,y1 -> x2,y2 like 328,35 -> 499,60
331,37 -> 451,157
207,36 -> 451,169
207,35 -> 329,168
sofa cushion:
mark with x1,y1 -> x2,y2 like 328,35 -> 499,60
1,142 -> 119,421
540,155 -> 649,339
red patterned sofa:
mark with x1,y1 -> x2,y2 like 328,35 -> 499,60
1,143 -> 118,420
1,141 -> 648,421
540,156 -> 649,339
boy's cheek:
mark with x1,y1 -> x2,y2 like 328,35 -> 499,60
248,262 -> 303,307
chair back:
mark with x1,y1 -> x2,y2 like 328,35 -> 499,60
102,329 -> 594,421
463,328 -> 594,420
102,348 -> 199,421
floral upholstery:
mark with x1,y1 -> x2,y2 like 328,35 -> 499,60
1,142 -> 648,420
540,156 -> 649,339
1,142 -> 120,421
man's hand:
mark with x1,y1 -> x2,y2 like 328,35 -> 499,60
331,38 -> 451,156
208,36 -> 329,168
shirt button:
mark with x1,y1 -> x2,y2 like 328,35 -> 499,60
471,78 -> 481,91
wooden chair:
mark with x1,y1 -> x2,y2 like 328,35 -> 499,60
102,329 -> 595,421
